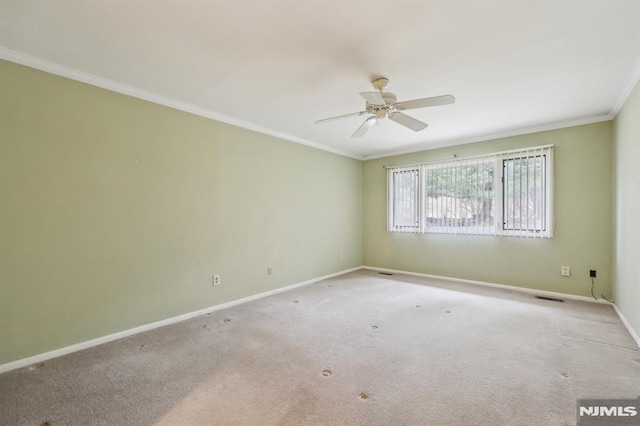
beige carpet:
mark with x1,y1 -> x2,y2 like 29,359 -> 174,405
1,270 -> 638,425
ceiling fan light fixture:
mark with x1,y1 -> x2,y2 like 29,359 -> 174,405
315,77 -> 455,137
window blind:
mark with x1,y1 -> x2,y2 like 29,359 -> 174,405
386,145 -> 554,238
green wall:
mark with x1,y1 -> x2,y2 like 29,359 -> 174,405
364,122 -> 613,298
0,60 -> 363,365
2,56 -> 633,366
613,79 -> 640,340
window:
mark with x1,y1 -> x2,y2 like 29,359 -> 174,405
390,168 -> 420,231
424,158 -> 496,234
387,145 -> 553,238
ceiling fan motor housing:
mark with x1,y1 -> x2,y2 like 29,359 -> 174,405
366,92 -> 397,117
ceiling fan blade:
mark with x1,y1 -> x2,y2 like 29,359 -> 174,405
352,116 -> 377,137
359,91 -> 386,105
315,111 -> 368,124
395,95 -> 455,111
388,112 -> 428,132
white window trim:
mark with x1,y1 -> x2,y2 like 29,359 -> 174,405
499,150 -> 554,238
387,167 -> 421,232
386,145 -> 554,238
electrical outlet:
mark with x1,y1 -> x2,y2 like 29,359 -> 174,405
590,270 -> 597,278
267,266 -> 273,276
561,266 -> 571,277
213,275 -> 221,286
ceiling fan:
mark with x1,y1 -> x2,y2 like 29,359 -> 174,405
315,77 -> 455,137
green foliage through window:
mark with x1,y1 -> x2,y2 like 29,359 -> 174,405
425,161 -> 494,230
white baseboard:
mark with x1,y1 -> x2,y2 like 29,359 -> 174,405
612,303 -> 640,349
362,265 -> 611,304
362,266 -> 640,349
4,265 -> 634,374
0,266 -> 361,375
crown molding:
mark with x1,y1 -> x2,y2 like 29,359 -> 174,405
0,47 -> 362,160
361,114 -> 614,160
610,57 -> 640,117
3,46 -> 635,163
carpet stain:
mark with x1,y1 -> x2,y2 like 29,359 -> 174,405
416,305 -> 421,308
560,372 -> 569,378
139,345 -> 145,349
40,422 -> 50,426
28,363 -> 45,371
371,325 -> 378,330
359,393 -> 369,400
293,300 -> 299,304
445,311 -> 451,314
321,369 -> 332,377
223,318 -> 231,323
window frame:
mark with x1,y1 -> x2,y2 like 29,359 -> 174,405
422,158 -> 499,236
386,145 -> 554,238
500,152 -> 551,236
387,167 -> 421,232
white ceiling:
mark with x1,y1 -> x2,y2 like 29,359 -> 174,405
1,0 -> 639,159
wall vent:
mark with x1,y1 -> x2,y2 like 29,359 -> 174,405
535,295 -> 564,303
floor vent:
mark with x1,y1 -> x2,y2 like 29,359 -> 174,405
535,295 -> 564,303
378,272 -> 394,276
